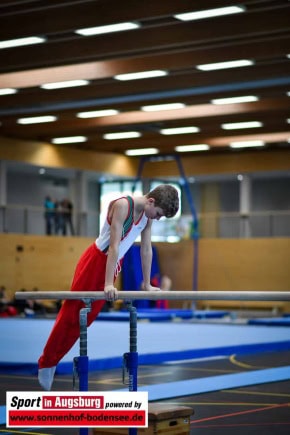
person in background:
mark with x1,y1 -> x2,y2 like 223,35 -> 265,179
44,196 -> 55,235
54,200 -> 64,235
61,198 -> 75,236
38,184 -> 179,390
0,286 -> 18,317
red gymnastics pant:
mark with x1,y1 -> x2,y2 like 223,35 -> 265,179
38,243 -> 112,369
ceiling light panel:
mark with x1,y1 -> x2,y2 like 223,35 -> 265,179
175,144 -> 210,152
160,126 -> 200,135
174,6 -> 245,21
17,115 -> 57,125
75,22 -> 140,36
211,96 -> 259,105
197,59 -> 254,71
77,109 -> 119,118
230,140 -> 265,148
51,136 -> 87,144
0,88 -> 17,95
141,103 -> 185,112
0,36 -> 46,49
103,132 -> 141,140
114,70 -> 168,81
125,148 -> 159,156
40,80 -> 89,90
221,121 -> 263,130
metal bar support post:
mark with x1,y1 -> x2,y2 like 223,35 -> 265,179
123,301 -> 138,435
73,299 -> 91,435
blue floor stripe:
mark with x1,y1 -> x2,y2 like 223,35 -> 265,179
248,317 -> 290,326
116,366 -> 290,401
52,339 -> 290,374
0,405 -> 6,425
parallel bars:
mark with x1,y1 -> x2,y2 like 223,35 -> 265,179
14,290 -> 290,302
15,290 -> 290,435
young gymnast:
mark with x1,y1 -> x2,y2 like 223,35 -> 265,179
38,184 -> 179,390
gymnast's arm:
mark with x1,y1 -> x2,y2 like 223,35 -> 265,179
104,199 -> 128,300
140,220 -> 160,292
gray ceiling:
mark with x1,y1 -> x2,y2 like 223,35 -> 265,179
0,0 -> 289,157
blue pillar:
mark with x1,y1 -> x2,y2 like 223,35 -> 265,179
76,301 -> 91,435
123,302 -> 138,435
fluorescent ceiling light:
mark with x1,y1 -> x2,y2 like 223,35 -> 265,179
40,80 -> 89,90
51,136 -> 87,144
77,109 -> 119,118
141,103 -> 185,112
174,6 -> 245,21
17,115 -> 57,125
0,88 -> 17,95
197,59 -> 254,71
287,91 -> 290,97
287,119 -> 290,123
160,126 -> 200,135
0,36 -> 46,49
125,148 -> 159,156
211,96 -> 258,105
75,22 -> 140,36
175,144 -> 210,152
221,121 -> 263,130
114,70 -> 168,81
230,140 -> 265,148
103,131 -> 141,140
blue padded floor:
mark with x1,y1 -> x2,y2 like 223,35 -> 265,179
1,318 -> 290,375
115,365 -> 290,401
248,317 -> 290,326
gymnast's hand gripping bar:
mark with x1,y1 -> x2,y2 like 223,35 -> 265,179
15,290 -> 290,301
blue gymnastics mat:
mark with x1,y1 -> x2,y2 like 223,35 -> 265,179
97,311 -> 172,321
135,308 -> 229,319
248,317 -> 290,326
115,365 -> 290,401
1,318 -> 290,375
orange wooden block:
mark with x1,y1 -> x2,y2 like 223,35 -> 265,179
91,403 -> 194,434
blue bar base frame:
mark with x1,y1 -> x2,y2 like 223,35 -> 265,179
125,302 -> 138,435
77,302 -> 91,435
76,300 -> 139,435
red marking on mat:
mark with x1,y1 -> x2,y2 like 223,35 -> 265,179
191,403 -> 288,424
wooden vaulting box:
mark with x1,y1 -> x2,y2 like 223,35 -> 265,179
92,403 -> 194,434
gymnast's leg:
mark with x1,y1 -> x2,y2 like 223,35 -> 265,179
38,243 -> 107,390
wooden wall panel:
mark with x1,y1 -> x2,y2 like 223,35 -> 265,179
0,234 -> 91,298
1,137 -> 290,179
0,137 -> 137,177
0,235 -> 289,310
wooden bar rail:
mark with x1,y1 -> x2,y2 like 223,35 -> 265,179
15,290 -> 290,301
